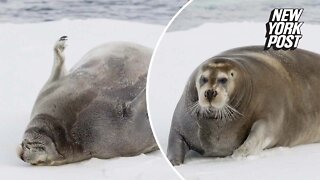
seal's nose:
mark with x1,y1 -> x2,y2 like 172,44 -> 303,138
204,89 -> 217,101
16,144 -> 24,161
20,153 -> 24,161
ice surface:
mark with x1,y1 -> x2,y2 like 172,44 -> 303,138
148,22 -> 320,179
0,19 -> 179,180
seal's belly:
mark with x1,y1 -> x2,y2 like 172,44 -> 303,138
197,120 -> 247,157
201,138 -> 238,157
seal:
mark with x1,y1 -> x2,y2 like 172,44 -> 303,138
167,46 -> 320,165
17,36 -> 158,165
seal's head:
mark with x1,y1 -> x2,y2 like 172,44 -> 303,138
17,127 -> 64,165
192,58 -> 244,119
196,60 -> 238,108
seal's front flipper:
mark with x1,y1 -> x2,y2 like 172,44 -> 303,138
232,120 -> 275,158
167,129 -> 189,166
46,36 -> 68,85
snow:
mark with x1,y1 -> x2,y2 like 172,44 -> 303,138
148,22 -> 320,179
0,19 -> 179,180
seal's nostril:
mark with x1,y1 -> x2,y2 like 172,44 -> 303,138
20,153 -> 24,161
212,90 -> 218,98
16,144 -> 25,161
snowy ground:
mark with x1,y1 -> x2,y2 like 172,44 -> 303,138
0,19 -> 179,180
148,22 -> 320,179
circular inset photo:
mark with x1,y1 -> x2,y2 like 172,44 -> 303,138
148,0 -> 320,179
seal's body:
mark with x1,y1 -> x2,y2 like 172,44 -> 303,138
167,46 -> 320,165
18,37 -> 157,165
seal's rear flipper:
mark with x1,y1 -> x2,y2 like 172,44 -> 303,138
45,36 -> 68,86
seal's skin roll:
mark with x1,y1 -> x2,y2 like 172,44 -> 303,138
18,37 -> 158,165
167,46 -> 320,166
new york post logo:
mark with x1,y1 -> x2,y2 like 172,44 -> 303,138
264,8 -> 303,50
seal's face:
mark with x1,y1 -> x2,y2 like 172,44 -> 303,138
17,130 -> 63,165
196,61 -> 236,109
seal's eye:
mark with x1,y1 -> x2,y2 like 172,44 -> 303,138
34,146 -> 45,151
218,77 -> 228,84
200,76 -> 208,84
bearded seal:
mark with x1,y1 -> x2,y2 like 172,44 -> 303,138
167,46 -> 320,165
17,36 -> 158,165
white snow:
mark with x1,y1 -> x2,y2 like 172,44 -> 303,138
148,22 -> 320,180
0,19 -> 179,180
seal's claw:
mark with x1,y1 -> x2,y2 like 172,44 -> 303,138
232,146 -> 250,159
59,36 -> 68,41
169,158 -> 182,166
55,36 -> 68,52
